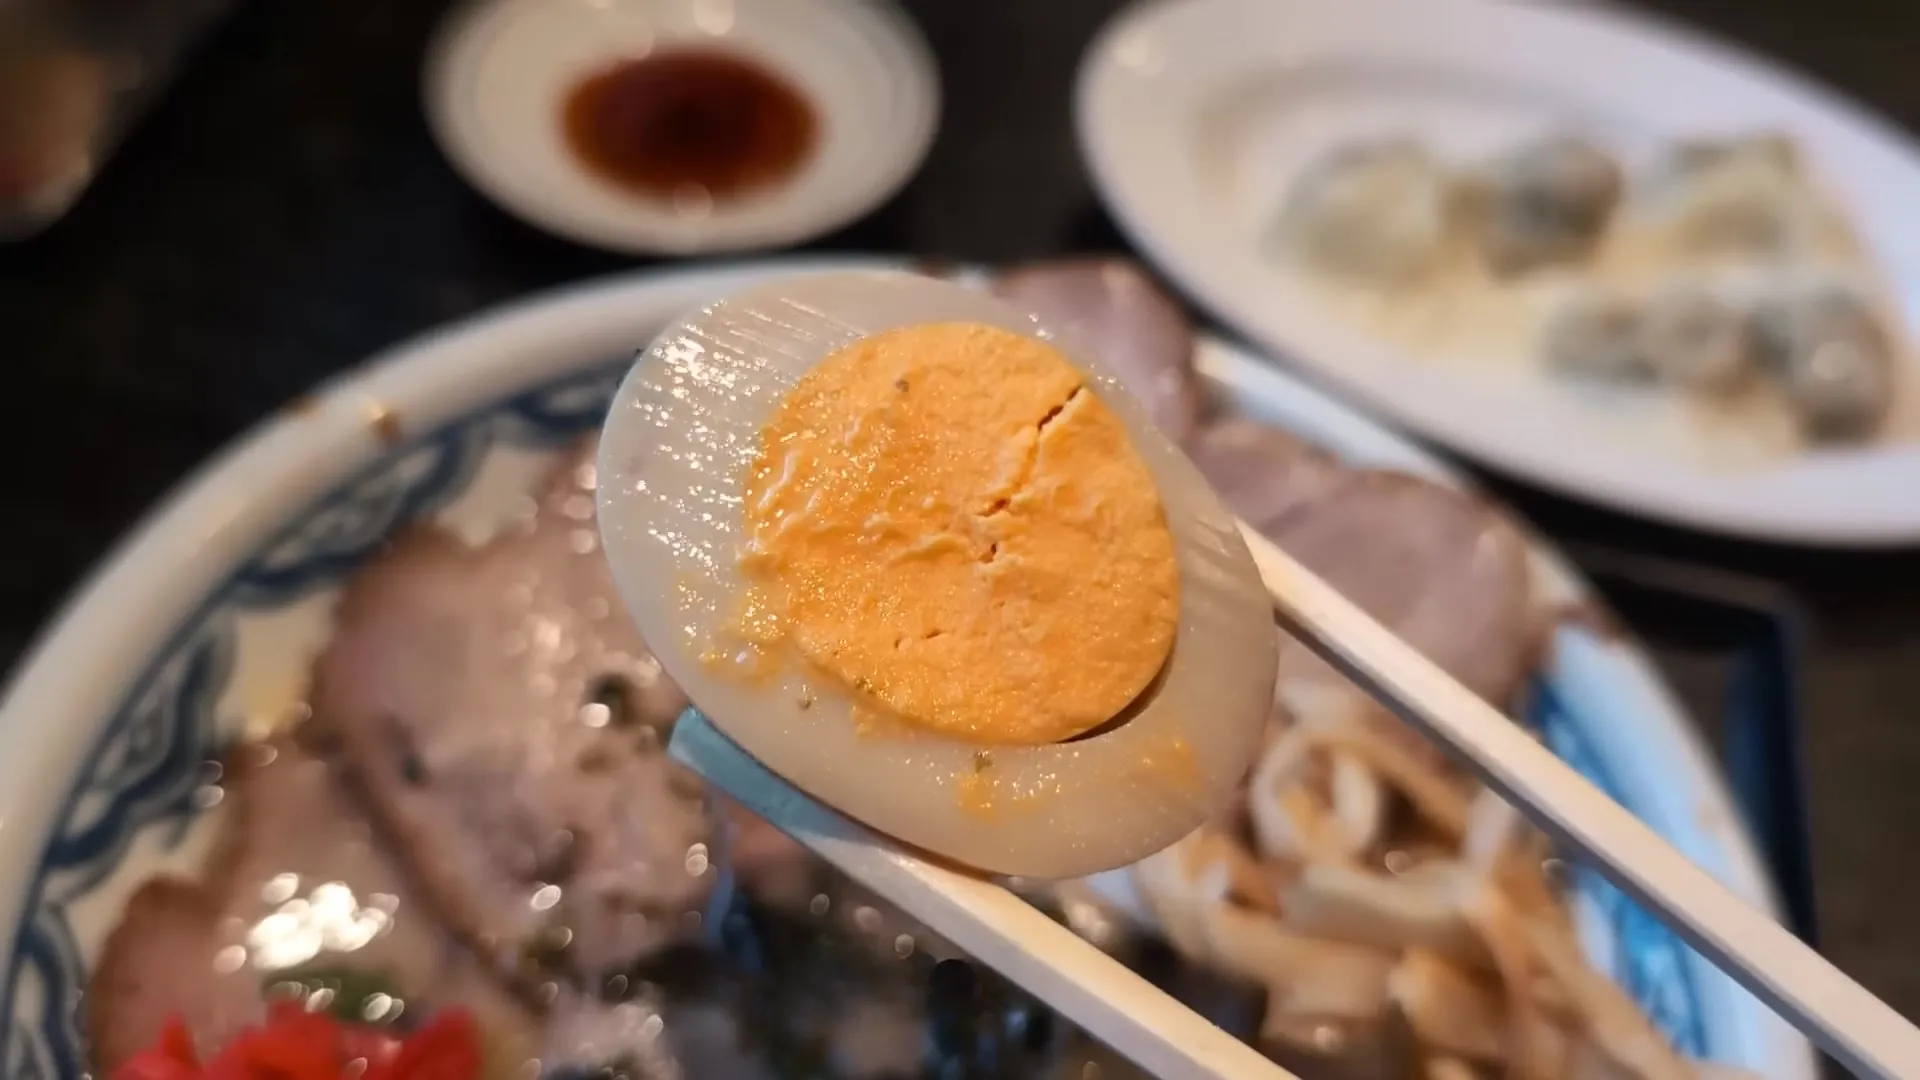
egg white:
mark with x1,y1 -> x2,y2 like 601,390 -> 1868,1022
597,270 -> 1276,878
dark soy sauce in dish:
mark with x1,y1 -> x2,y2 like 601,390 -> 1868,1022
561,49 -> 818,204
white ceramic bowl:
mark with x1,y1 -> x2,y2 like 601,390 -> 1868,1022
425,0 -> 939,254
0,259 -> 1810,1079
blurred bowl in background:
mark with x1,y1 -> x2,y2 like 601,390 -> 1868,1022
424,0 -> 939,255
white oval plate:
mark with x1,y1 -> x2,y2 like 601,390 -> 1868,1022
0,259 -> 1808,1078
1077,0 -> 1920,545
425,0 -> 938,255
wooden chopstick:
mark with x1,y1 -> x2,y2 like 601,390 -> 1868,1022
669,712 -> 1304,1080
1235,521 -> 1920,1080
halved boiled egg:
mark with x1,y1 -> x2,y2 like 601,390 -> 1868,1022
596,270 -> 1276,878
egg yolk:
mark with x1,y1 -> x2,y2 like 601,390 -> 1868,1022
740,321 -> 1180,745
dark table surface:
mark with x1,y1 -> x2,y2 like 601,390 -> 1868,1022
3,0 -> 1917,1059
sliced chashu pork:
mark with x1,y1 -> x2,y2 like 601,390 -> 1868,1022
1184,418 -> 1352,537
993,259 -> 1206,441
1258,469 -> 1539,712
309,441 -> 718,985
1186,408 -> 1538,715
87,735 -> 539,1073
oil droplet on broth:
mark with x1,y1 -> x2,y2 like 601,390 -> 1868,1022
261,872 -> 300,905
244,881 -> 395,970
362,992 -> 404,1024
